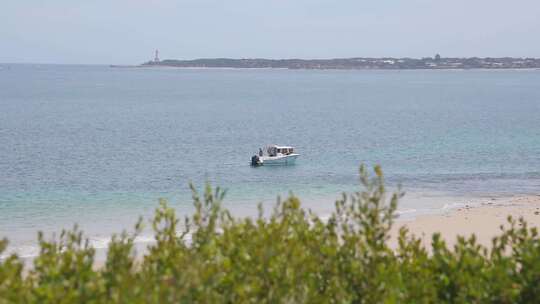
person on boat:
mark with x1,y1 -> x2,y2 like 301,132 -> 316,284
259,148 -> 263,157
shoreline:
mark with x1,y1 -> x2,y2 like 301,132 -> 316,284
129,65 -> 540,71
391,194 -> 540,248
4,192 -> 540,262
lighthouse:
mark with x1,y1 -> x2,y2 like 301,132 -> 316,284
154,49 -> 160,63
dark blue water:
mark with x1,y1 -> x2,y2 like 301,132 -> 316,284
1,64 -> 539,256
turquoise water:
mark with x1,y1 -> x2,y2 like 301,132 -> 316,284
1,64 -> 539,256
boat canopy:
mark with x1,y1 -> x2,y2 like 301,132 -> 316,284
266,145 -> 295,156
273,145 -> 293,150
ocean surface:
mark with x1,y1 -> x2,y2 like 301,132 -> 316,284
1,64 -> 539,258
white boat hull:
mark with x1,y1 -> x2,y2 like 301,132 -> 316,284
260,154 -> 299,165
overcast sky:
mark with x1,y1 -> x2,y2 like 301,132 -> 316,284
2,0 -> 539,64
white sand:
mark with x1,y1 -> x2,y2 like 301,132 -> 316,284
391,195 -> 540,248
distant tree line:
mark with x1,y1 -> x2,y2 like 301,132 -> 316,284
141,56 -> 540,70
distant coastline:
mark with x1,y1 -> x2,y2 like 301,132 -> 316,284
131,56 -> 540,70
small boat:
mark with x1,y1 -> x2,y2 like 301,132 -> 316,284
251,145 -> 299,166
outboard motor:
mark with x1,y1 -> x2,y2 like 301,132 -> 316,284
251,155 -> 262,166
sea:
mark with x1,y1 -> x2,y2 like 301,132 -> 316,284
1,64 -> 539,258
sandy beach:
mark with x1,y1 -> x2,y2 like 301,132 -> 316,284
391,195 -> 540,248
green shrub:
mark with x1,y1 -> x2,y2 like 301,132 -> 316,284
1,165 -> 540,303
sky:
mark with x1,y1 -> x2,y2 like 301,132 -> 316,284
1,0 -> 540,64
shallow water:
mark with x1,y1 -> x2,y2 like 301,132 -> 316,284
1,64 -> 539,257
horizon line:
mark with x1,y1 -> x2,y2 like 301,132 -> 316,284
2,55 -> 540,66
